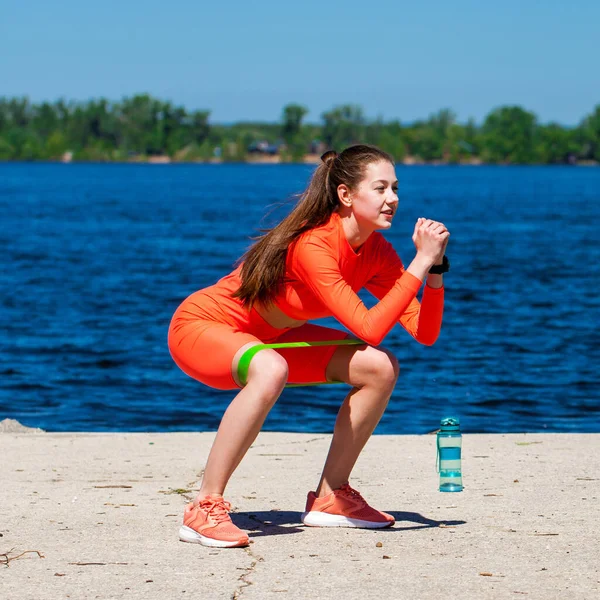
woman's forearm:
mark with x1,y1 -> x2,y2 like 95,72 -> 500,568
426,273 -> 444,289
405,252 -> 435,283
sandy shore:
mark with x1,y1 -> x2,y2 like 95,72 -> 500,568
1,421 -> 598,599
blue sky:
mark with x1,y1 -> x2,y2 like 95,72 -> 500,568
2,0 -> 598,125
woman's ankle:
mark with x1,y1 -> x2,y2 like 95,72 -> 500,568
195,490 -> 225,505
316,480 -> 348,498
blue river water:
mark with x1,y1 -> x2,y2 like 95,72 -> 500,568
1,163 -> 599,433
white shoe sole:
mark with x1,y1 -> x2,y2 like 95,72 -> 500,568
301,511 -> 394,529
178,525 -> 248,548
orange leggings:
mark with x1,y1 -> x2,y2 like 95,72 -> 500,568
168,292 -> 349,390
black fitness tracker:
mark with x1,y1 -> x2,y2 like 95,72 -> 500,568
429,255 -> 450,275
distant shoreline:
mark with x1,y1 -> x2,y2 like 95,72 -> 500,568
2,154 -> 598,167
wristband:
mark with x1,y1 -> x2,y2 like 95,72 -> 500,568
429,255 -> 450,275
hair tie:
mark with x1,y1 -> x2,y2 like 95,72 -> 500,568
320,150 -> 338,167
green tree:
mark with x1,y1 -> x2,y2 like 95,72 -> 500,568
281,103 -> 309,160
579,104 -> 600,161
444,124 -> 468,163
8,97 -> 32,128
373,120 -> 406,161
65,100 -> 116,154
462,118 -> 480,156
0,98 -> 9,132
0,136 -> 14,159
481,106 -> 538,163
534,124 -> 578,163
321,104 -> 365,149
190,110 -> 210,145
33,102 -> 59,138
45,131 -> 69,159
281,104 -> 308,144
20,133 -> 44,160
428,108 -> 456,159
282,104 -> 308,141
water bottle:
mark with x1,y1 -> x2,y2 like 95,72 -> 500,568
437,416 -> 463,492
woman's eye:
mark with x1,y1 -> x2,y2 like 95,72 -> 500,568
376,187 -> 385,191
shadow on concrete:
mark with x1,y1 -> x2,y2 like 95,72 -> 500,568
387,511 -> 466,531
235,511 -> 305,538
234,510 -> 465,537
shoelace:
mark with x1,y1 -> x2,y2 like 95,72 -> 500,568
198,498 -> 233,524
338,484 -> 368,506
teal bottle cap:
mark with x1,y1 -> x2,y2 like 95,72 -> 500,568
440,416 -> 460,430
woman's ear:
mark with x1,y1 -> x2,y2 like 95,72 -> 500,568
337,184 -> 352,207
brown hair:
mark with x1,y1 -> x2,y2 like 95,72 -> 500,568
233,144 -> 394,307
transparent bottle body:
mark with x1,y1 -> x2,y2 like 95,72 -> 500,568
438,432 -> 463,492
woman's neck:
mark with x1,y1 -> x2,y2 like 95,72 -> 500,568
337,210 -> 373,250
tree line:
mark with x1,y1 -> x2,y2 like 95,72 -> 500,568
0,95 -> 599,164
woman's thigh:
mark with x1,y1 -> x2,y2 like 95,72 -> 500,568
272,324 -> 354,385
325,342 -> 399,389
168,320 -> 261,390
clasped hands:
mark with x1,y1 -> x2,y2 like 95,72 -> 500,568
412,218 -> 449,266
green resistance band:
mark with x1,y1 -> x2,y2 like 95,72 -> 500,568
236,338 -> 365,388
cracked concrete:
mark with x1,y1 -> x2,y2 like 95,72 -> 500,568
1,430 -> 599,599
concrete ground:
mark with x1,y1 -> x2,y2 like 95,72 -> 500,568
1,420 -> 598,600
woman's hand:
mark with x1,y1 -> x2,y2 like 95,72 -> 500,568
435,229 -> 449,264
412,218 -> 449,264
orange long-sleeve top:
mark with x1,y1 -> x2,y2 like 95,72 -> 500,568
280,212 -> 444,346
207,212 -> 444,346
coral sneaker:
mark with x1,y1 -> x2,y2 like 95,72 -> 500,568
302,483 -> 395,529
179,495 -> 249,548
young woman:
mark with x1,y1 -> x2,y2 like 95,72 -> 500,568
168,144 -> 449,548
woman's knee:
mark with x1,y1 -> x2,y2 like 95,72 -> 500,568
359,346 -> 399,389
246,349 -> 289,396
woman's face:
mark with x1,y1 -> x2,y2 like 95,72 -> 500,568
347,160 -> 399,231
